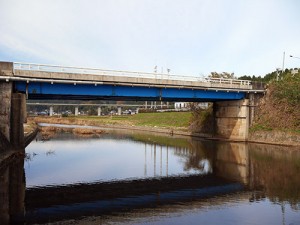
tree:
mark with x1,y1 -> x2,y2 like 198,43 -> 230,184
209,72 -> 235,79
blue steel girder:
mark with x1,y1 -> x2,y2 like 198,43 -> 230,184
14,81 -> 245,102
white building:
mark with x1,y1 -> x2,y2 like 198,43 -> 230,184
174,102 -> 188,109
174,102 -> 209,110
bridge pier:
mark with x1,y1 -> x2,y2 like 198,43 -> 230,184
117,107 -> 122,116
98,107 -> 101,116
49,106 -> 53,116
11,93 -> 26,149
75,106 -> 79,116
214,99 -> 249,141
0,82 -> 12,144
0,62 -> 26,151
0,62 -> 13,146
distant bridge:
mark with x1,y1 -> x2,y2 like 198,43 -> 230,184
26,102 -> 173,116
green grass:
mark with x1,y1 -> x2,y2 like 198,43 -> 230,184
65,112 -> 192,129
128,112 -> 191,128
249,124 -> 273,133
250,123 -> 300,134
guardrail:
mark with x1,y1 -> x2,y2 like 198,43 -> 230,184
13,62 -> 252,87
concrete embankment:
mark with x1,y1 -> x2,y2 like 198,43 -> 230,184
249,130 -> 300,147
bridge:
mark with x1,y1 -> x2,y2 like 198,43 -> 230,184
26,102 -> 174,116
0,61 -> 265,151
3,62 -> 264,101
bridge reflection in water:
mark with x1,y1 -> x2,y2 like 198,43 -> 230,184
0,130 -> 300,224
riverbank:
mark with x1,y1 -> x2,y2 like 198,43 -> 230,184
28,114 -> 300,147
30,113 -> 192,138
248,130 -> 300,147
33,112 -> 191,131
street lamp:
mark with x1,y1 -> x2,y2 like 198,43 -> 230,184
290,55 -> 300,60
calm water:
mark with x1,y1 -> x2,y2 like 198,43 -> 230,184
7,127 -> 300,224
25,131 -> 210,187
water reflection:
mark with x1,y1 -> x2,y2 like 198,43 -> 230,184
0,154 -> 25,224
25,132 -> 212,187
0,128 -> 300,224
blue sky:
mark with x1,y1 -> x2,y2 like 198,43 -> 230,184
0,0 -> 300,77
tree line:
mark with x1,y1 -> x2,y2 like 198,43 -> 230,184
208,68 -> 299,83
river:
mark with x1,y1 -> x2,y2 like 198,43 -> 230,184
4,126 -> 300,224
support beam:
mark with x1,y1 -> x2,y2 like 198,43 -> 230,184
10,93 -> 25,148
49,106 -> 53,116
0,82 -> 12,144
75,106 -> 79,116
117,107 -> 122,116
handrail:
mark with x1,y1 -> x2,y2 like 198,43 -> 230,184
13,62 -> 252,86
13,62 -> 251,85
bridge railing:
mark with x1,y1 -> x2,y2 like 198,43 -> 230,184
13,62 -> 252,87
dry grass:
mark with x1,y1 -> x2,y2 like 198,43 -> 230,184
73,128 -> 104,135
39,126 -> 57,140
24,119 -> 38,134
32,112 -> 191,131
38,125 -> 105,139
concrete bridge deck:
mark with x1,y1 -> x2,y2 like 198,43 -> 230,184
1,62 -> 264,93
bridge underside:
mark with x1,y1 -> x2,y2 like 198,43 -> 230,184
15,82 -> 245,102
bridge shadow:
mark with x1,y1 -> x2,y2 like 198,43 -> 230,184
25,175 -> 243,224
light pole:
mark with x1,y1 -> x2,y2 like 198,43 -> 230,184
282,51 -> 285,72
290,55 -> 300,60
